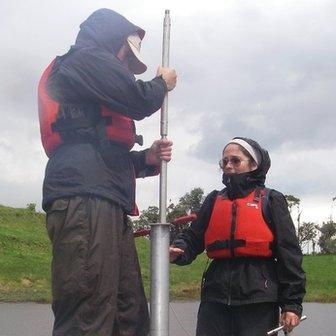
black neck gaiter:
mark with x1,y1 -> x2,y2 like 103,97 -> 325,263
222,171 -> 263,199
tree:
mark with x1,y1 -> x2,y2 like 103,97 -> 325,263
285,195 -> 300,213
26,203 -> 37,215
132,187 -> 205,235
298,221 -> 317,251
316,220 -> 336,254
285,195 -> 301,235
178,187 -> 204,213
132,205 -> 159,231
166,187 -> 205,223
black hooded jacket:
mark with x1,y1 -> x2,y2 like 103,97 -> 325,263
172,138 -> 306,316
41,9 -> 167,213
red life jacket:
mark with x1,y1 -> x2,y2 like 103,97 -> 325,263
38,59 -> 140,157
205,188 -> 274,258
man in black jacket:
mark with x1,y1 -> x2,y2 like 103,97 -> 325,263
39,8 -> 177,336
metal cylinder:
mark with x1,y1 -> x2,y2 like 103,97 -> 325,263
149,222 -> 170,336
160,9 -> 171,140
150,9 -> 171,336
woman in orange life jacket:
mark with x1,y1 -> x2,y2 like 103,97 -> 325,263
170,137 -> 306,336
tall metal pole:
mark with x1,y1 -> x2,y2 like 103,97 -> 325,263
150,9 -> 171,336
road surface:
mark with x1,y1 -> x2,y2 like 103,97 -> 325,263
0,302 -> 334,335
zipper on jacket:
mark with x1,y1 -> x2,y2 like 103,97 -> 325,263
227,262 -> 233,305
228,201 -> 237,305
261,263 -> 268,289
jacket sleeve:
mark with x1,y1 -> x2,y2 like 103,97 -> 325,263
130,150 -> 160,178
268,190 -> 306,316
49,48 -> 167,120
172,191 -> 218,265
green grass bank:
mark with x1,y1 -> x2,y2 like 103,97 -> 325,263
0,204 -> 335,303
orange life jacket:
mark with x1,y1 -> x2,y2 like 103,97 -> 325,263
38,60 -> 141,157
205,188 -> 274,258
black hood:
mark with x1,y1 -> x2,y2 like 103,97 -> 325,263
75,8 -> 145,56
222,137 -> 271,199
235,137 -> 271,184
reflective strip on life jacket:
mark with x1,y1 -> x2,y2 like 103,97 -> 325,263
205,189 -> 274,258
38,60 -> 138,157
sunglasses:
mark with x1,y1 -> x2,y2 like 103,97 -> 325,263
219,156 -> 244,168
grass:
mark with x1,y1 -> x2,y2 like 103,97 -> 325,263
0,204 -> 335,303
303,254 -> 336,302
0,205 -> 51,302
137,237 -> 208,300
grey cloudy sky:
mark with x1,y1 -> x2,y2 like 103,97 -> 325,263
0,0 -> 335,223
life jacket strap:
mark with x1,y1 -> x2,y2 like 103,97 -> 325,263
253,187 -> 261,202
52,113 -> 143,147
51,116 -> 99,132
206,239 -> 246,251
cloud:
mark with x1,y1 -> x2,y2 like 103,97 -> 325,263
0,0 -> 334,224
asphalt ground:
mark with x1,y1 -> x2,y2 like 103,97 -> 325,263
0,302 -> 334,336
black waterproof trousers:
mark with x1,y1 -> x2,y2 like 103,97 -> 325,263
196,301 -> 279,336
46,196 -> 149,336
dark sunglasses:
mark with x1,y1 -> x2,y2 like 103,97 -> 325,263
219,156 -> 243,168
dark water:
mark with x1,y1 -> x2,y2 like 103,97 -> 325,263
0,302 -> 334,335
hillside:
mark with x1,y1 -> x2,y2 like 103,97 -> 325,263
0,204 -> 51,301
0,204 -> 335,302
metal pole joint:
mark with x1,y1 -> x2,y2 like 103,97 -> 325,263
150,222 -> 170,227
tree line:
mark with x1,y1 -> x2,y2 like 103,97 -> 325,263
133,188 -> 336,254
